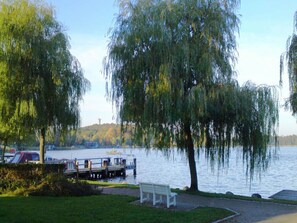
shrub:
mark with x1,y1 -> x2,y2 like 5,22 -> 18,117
0,164 -> 65,193
28,174 -> 100,197
0,164 -> 100,196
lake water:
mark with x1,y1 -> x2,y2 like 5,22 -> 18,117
47,147 -> 297,198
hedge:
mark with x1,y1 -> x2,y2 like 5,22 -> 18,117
0,164 -> 65,193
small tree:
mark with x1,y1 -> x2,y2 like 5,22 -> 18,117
105,0 -> 278,190
0,0 -> 90,163
0,66 -> 32,162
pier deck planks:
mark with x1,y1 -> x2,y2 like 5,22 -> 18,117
64,164 -> 126,179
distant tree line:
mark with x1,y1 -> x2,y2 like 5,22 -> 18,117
75,124 -> 133,147
3,124 -> 297,148
75,125 -> 297,147
1,124 -> 133,148
277,135 -> 297,146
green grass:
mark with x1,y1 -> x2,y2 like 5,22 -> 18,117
0,195 -> 233,223
85,180 -> 139,189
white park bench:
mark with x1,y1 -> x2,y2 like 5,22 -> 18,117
139,182 -> 177,208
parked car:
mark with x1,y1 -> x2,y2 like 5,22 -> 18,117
9,151 -> 62,164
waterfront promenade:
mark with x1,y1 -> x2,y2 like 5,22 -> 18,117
102,187 -> 297,223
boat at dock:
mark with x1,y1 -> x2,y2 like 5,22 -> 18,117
8,151 -> 60,164
106,148 -> 123,155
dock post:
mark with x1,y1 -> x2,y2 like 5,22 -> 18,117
103,160 -> 108,178
84,159 -> 88,168
88,160 -> 92,179
114,158 -> 119,165
133,158 -> 136,176
121,159 -> 126,177
75,159 -> 79,179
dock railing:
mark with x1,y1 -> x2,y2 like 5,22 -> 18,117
64,157 -> 136,179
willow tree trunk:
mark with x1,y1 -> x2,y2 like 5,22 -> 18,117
185,123 -> 198,190
1,147 -> 3,163
39,128 -> 46,164
1,138 -> 8,163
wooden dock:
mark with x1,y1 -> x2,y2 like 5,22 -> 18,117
269,190 -> 297,201
64,157 -> 136,180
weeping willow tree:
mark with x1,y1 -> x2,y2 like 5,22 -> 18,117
105,0 -> 278,190
0,0 -> 90,163
280,11 -> 297,115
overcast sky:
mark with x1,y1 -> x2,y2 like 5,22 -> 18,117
46,0 -> 297,136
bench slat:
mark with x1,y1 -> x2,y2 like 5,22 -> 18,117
154,184 -> 170,195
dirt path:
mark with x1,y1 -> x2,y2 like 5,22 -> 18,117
101,187 -> 297,223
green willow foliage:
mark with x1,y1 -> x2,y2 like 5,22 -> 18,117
105,0 -> 278,190
280,11 -> 297,115
203,82 -> 278,177
0,0 -> 90,163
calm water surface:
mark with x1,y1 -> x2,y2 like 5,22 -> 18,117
47,147 -> 297,198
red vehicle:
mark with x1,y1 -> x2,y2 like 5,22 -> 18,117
9,152 -> 40,163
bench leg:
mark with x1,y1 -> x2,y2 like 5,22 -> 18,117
166,195 -> 176,208
153,193 -> 156,205
154,194 -> 163,206
167,196 -> 173,208
140,192 -> 144,203
167,196 -> 169,208
140,192 -> 151,203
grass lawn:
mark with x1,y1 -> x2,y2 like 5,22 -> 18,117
0,194 -> 233,223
